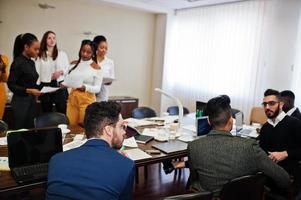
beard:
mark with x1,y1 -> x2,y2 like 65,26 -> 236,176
265,105 -> 280,119
111,132 -> 124,149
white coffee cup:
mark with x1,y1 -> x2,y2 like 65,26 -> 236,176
58,124 -> 68,130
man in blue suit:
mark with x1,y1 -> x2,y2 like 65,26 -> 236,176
46,102 -> 135,200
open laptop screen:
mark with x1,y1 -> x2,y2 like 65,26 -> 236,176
197,116 -> 211,136
235,112 -> 243,132
7,128 -> 62,168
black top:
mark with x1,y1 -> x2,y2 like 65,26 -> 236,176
291,108 -> 301,120
8,54 -> 40,96
258,115 -> 301,173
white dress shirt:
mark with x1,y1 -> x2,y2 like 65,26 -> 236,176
286,107 -> 297,117
267,111 -> 286,127
35,50 -> 69,83
66,59 -> 103,93
96,57 -> 115,101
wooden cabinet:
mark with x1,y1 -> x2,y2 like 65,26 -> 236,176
109,96 -> 138,119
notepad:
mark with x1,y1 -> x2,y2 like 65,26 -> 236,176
134,135 -> 154,144
124,149 -> 152,161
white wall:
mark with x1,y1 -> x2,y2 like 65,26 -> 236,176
0,0 -> 157,107
258,0 -> 301,98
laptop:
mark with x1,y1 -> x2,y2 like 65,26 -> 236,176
126,125 -> 154,144
152,140 -> 187,154
7,128 -> 62,183
197,116 -> 212,136
235,112 -> 252,136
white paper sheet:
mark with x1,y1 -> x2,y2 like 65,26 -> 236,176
125,118 -> 157,128
0,157 -> 9,171
40,86 -> 60,93
63,139 -> 87,151
62,74 -> 83,88
0,137 -> 7,146
123,137 -> 138,148
124,148 -> 152,161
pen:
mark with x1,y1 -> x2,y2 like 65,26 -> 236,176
120,145 -> 125,151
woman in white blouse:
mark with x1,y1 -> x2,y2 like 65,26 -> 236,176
62,40 -> 102,126
93,35 -> 115,102
36,31 -> 69,113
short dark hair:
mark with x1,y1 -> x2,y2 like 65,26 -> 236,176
84,102 -> 121,139
264,89 -> 280,100
206,95 -> 232,128
280,90 -> 295,100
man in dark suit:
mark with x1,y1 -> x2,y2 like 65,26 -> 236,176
46,102 -> 135,200
187,95 -> 290,194
280,90 -> 301,120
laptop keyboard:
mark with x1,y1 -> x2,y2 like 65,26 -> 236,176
13,163 -> 48,181
239,129 -> 252,135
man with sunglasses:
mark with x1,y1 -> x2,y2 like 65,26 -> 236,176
259,89 -> 301,176
47,102 -> 135,200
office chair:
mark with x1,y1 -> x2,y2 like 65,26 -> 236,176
164,191 -> 213,200
167,106 -> 190,116
34,112 -> 69,128
250,107 -> 267,125
219,173 -> 266,200
132,107 -> 157,119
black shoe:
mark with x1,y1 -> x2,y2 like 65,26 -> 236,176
163,161 -> 174,174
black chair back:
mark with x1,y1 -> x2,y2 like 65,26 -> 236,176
167,106 -> 190,116
131,107 -> 157,119
220,173 -> 266,200
34,112 -> 69,128
164,191 -> 213,200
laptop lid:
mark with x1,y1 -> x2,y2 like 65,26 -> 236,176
7,128 -> 62,168
152,140 -> 187,154
197,116 -> 211,136
235,112 -> 243,132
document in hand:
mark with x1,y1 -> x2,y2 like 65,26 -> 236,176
62,74 -> 83,88
40,86 -> 60,93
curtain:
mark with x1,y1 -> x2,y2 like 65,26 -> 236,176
162,0 -> 270,122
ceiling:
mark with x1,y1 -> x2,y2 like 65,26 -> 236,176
131,0 -> 245,10
100,0 -> 246,13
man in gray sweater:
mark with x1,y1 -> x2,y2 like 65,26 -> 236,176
187,95 -> 290,193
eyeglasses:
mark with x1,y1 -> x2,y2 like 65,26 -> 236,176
261,101 -> 279,107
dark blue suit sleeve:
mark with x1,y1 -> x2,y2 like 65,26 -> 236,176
120,163 -> 135,200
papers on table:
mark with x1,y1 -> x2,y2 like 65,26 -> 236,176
123,137 -> 138,148
62,74 -> 83,88
125,118 -> 157,128
63,139 -> 87,151
182,125 -> 196,133
0,137 -> 7,146
40,86 -> 59,93
0,157 -> 9,171
124,148 -> 152,161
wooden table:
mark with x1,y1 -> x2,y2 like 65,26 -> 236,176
0,125 -> 188,197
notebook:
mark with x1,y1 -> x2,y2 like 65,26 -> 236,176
134,135 -> 154,144
152,140 -> 187,154
7,128 -> 62,183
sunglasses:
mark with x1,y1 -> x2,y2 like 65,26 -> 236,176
261,101 -> 279,107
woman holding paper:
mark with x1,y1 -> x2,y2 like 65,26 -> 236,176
7,33 -> 42,129
93,35 -> 115,102
63,40 -> 102,126
36,31 -> 69,114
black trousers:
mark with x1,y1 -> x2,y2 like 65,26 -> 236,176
11,94 -> 37,129
39,81 -> 68,114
